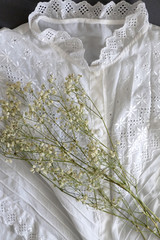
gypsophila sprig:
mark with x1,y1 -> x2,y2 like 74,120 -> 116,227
0,74 -> 160,239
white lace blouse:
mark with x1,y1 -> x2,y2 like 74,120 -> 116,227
0,0 -> 160,239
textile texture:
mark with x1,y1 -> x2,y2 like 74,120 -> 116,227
0,0 -> 160,239
1,0 -> 160,28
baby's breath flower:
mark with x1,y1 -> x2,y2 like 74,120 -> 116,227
23,82 -> 32,92
110,150 -> 116,158
0,75 -> 159,239
48,75 -> 54,83
5,158 -> 13,163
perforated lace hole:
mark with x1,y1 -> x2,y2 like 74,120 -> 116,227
117,30 -> 127,38
106,6 -> 114,15
29,234 -> 37,240
117,4 -> 128,15
0,203 -> 5,213
106,39 -> 117,50
128,18 -> 137,27
102,52 -> 109,60
93,7 -> 101,16
17,223 -> 28,233
78,5 -> 89,15
7,213 -> 16,224
51,2 -> 60,12
38,5 -> 47,14
65,3 -> 73,13
46,32 -> 54,40
139,6 -> 148,15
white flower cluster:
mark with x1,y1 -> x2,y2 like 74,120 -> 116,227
0,74 -> 113,207
1,74 -> 159,239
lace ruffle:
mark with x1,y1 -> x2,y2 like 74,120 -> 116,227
29,0 -> 149,67
0,197 -> 46,240
30,0 -> 145,20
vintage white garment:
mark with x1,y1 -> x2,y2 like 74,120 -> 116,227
0,0 -> 160,239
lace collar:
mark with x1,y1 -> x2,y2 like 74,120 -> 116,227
29,0 -> 149,70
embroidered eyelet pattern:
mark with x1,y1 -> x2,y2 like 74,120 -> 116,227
0,199 -> 46,240
29,0 -> 149,67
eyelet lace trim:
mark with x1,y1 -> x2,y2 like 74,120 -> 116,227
29,0 -> 149,67
30,0 -> 146,20
0,197 -> 46,240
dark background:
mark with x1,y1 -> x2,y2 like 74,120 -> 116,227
0,0 -> 160,29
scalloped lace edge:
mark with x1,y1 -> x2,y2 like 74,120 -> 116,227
0,197 -> 46,240
28,0 -> 149,68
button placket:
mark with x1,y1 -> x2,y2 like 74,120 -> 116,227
89,69 -> 107,141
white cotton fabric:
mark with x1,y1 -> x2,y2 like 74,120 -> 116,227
0,0 -> 160,239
